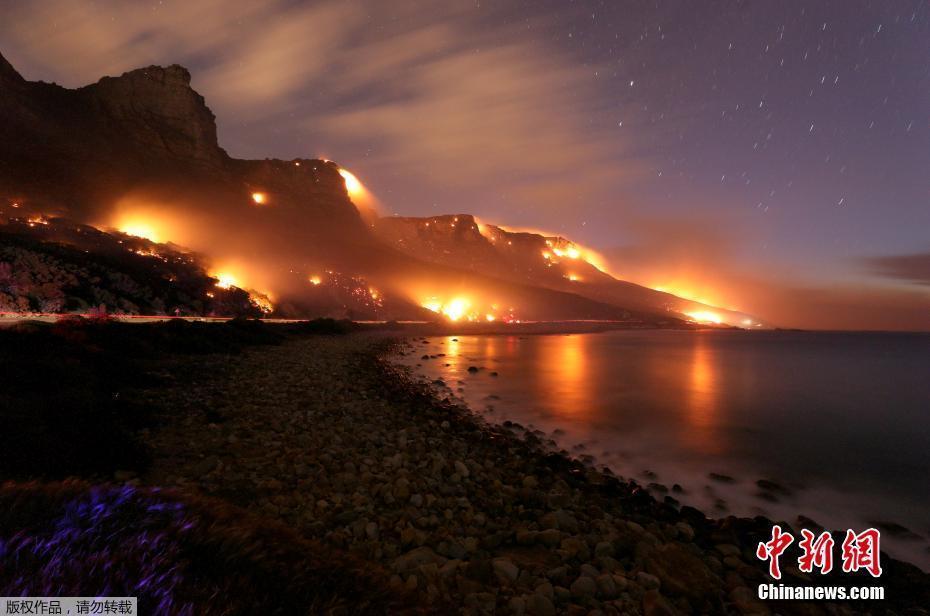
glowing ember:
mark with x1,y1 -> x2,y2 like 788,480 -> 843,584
685,310 -> 723,324
249,293 -> 274,314
485,314 -> 496,322
251,192 -> 267,205
308,275 -> 322,285
214,273 -> 238,289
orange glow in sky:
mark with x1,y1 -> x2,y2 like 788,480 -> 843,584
116,220 -> 162,243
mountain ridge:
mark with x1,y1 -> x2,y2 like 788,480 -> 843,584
0,52 -> 752,325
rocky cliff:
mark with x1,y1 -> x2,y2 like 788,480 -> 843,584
0,51 -> 729,323
374,214 -> 759,325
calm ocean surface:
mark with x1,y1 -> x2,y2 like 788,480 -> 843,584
397,329 -> 930,570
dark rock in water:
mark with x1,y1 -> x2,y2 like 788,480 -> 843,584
708,473 -> 736,483
868,520 -> 923,541
489,371 -> 498,377
647,482 -> 669,494
421,355 -> 429,360
467,366 -> 479,373
451,338 -> 459,342
432,379 -> 445,386
671,483 -> 684,494
679,506 -> 707,527
754,491 -> 779,503
641,470 -> 657,480
755,478 -> 790,495
796,515 -> 823,531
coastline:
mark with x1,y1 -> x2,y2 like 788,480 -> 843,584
2,323 -> 928,613
140,330 -> 928,613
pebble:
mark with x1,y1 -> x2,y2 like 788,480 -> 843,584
136,334 -> 911,615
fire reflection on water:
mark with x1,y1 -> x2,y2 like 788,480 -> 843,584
424,332 -> 725,458
685,334 -> 723,455
539,334 -> 591,420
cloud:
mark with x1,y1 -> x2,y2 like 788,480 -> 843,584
862,251 -> 930,286
603,215 -> 930,331
0,0 -> 641,223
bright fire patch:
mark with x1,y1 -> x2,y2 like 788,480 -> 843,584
251,192 -> 267,205
685,310 -> 723,324
118,222 -> 161,243
420,296 -> 516,323
338,169 -> 363,196
214,273 -> 238,289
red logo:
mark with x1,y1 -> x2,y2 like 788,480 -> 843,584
756,525 -> 794,579
798,529 -> 835,574
757,526 -> 882,579
841,528 -> 883,577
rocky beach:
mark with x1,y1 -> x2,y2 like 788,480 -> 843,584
124,329 -> 927,614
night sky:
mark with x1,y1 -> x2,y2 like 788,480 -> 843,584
2,0 -> 928,329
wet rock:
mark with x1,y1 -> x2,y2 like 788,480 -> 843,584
755,478 -> 790,495
594,541 -> 614,558
537,528 -> 562,547
708,473 -> 736,483
569,575 -> 597,600
646,543 -> 718,601
507,596 -> 526,615
715,544 -> 741,558
729,586 -> 769,615
595,573 -> 618,599
492,557 -> 520,583
642,589 -> 679,616
454,460 -> 470,478
674,522 -> 694,542
539,509 -> 579,533
636,571 -> 661,590
869,520 -> 923,540
393,546 -> 445,574
526,592 -> 556,616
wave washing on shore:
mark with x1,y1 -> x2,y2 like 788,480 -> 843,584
397,329 -> 930,572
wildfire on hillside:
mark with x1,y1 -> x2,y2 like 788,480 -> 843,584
420,296 -> 517,323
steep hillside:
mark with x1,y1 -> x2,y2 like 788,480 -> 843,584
374,215 -> 761,326
0,51 -> 728,324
